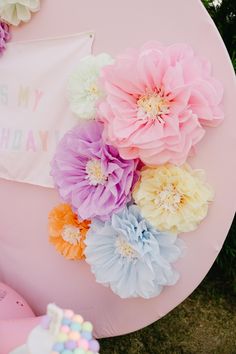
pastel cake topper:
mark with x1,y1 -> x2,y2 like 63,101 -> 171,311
10,303 -> 100,354
47,304 -> 64,336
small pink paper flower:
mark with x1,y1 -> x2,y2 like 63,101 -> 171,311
0,21 -> 11,56
99,42 -> 224,165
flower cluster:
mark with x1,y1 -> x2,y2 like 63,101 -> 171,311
0,0 -> 40,26
0,0 -> 40,56
50,43 -> 223,299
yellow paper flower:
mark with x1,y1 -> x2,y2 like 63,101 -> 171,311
133,164 -> 214,233
48,204 -> 91,260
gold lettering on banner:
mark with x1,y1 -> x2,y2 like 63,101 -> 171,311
18,86 -> 30,108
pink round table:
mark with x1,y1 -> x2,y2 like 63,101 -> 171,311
0,0 -> 235,345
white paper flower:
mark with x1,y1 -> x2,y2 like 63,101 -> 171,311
68,53 -> 114,120
0,0 -> 40,26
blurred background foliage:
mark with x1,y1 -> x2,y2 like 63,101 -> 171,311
202,0 -> 236,70
202,0 -> 236,288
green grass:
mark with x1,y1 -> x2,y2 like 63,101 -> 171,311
100,270 -> 236,353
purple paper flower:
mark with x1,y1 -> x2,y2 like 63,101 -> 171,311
51,120 -> 140,221
0,21 -> 11,56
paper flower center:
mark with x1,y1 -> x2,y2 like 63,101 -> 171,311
86,159 -> 107,186
88,83 -> 100,96
137,92 -> 170,123
155,184 -> 183,213
61,225 -> 81,245
116,236 -> 138,260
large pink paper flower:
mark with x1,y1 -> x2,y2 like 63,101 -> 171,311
99,42 -> 224,165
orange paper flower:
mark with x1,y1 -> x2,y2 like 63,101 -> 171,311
48,204 -> 91,260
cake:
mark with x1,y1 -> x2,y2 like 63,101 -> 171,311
10,304 -> 100,354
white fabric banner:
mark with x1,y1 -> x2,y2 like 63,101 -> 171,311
0,32 -> 94,187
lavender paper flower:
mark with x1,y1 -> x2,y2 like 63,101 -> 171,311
85,205 -> 183,299
0,21 -> 11,56
51,121 -> 140,221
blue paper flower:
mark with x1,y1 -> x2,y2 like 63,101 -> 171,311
85,205 -> 183,299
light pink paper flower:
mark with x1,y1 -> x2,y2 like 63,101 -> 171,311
99,42 -> 224,165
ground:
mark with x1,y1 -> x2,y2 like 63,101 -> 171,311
100,268 -> 236,353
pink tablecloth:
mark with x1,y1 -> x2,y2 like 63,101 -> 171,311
0,0 -> 235,341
